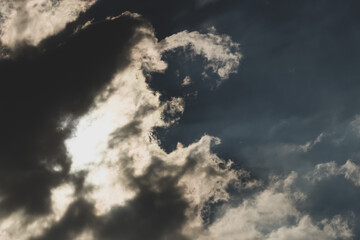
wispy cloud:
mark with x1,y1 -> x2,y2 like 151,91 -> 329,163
310,160 -> 360,187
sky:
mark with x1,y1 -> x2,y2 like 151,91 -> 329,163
1,0 -> 360,239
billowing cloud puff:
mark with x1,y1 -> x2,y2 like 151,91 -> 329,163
199,172 -> 353,240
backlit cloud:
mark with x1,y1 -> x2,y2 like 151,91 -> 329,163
159,27 -> 242,85
1,1 -> 360,239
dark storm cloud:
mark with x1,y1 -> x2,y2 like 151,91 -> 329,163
0,13 -> 150,216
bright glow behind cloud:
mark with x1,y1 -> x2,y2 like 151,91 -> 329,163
0,10 -> 353,240
61,15 -> 354,239
63,14 -> 247,236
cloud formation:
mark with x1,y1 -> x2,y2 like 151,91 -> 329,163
0,12 -> 154,239
2,1 -> 360,239
201,172 -> 353,240
160,27 -> 242,84
62,13 -> 248,239
0,11 -> 248,240
0,0 -> 96,51
311,160 -> 360,187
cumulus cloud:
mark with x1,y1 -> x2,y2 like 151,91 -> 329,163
199,172 -> 353,240
2,4 -> 351,240
0,0 -> 96,50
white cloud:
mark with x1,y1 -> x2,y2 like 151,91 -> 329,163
299,132 -> 325,152
159,27 -> 242,85
350,115 -> 360,136
0,0 -> 96,50
266,215 -> 353,240
311,160 -> 360,186
182,76 -> 192,86
198,172 -> 353,240
252,131 -> 326,163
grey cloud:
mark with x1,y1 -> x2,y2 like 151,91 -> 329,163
96,160 -> 190,240
0,12 -> 151,219
31,199 -> 97,240
0,10 -> 252,239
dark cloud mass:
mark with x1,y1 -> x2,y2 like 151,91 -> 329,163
96,162 -> 190,240
1,0 -> 360,239
0,13 -> 147,215
31,199 -> 97,240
